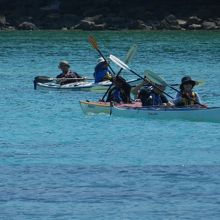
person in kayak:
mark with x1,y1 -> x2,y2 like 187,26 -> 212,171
138,84 -> 173,107
94,57 -> 112,83
132,78 -> 173,107
56,60 -> 83,85
174,76 -> 203,107
106,75 -> 131,103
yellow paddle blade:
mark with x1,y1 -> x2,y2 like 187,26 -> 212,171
88,35 -> 98,50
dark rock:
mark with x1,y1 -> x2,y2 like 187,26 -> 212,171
177,19 -> 187,28
160,19 -> 170,29
202,21 -> 217,30
160,14 -> 181,30
187,16 -> 202,25
92,23 -> 106,30
18,21 -> 37,30
74,20 -> 94,30
83,15 -> 103,24
146,20 -> 161,30
129,20 -> 152,30
169,25 -> 182,30
0,0 -> 219,30
2,26 -> 16,31
74,19 -> 106,30
165,14 -> 178,26
215,18 -> 220,27
188,24 -> 202,30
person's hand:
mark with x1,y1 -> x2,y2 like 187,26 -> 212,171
106,72 -> 113,80
167,101 -> 175,107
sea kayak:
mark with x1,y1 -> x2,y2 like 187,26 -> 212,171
112,104 -> 220,123
80,101 -> 220,123
35,78 -> 142,92
80,101 -> 111,114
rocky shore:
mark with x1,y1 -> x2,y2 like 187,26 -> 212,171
0,0 -> 220,31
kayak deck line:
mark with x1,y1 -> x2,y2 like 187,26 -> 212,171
35,78 -> 142,91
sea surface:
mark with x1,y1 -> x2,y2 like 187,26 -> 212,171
0,30 -> 220,219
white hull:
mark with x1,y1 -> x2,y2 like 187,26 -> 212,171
35,78 -> 142,92
80,101 -> 111,115
112,106 -> 220,123
80,100 -> 220,123
36,81 -> 104,92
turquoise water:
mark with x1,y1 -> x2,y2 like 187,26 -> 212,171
0,31 -> 220,219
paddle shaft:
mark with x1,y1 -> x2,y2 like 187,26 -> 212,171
90,46 -> 123,101
101,68 -> 124,101
88,36 -> 124,101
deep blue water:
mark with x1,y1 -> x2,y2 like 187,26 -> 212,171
0,31 -> 220,219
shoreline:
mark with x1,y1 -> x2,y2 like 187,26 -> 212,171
1,28 -> 220,32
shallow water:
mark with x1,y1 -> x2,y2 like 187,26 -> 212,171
0,30 -> 220,219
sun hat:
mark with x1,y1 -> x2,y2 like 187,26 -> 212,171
180,76 -> 196,90
98,57 -> 111,63
97,57 -> 105,63
59,60 -> 70,68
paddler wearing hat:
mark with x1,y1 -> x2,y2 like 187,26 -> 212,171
93,57 -> 112,83
56,60 -> 82,85
174,76 -> 202,107
132,77 -> 173,107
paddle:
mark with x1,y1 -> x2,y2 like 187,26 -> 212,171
88,35 -> 116,76
34,76 -> 54,89
88,35 -> 137,101
109,54 -> 174,99
144,70 -> 205,87
143,70 -> 206,107
101,44 -> 138,101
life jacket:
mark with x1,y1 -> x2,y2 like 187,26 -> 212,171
57,70 -> 80,78
181,92 -> 197,106
151,93 -> 163,106
106,86 -> 131,103
139,88 -> 163,106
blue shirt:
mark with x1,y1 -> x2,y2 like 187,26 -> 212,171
94,62 -> 109,83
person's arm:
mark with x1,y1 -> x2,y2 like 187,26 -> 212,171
160,94 -> 175,107
56,73 -> 63,78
